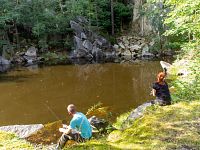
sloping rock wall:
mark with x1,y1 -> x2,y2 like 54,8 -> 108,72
131,0 -> 153,36
70,16 -> 116,60
0,124 -> 44,138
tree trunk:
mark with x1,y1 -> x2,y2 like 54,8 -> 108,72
110,0 -> 114,35
59,0 -> 64,14
14,23 -> 20,50
94,0 -> 99,32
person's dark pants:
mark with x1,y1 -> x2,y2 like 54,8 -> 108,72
57,132 -> 85,149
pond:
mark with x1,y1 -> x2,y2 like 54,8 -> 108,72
0,61 -> 162,126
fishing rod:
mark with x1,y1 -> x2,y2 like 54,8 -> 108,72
42,102 -> 61,121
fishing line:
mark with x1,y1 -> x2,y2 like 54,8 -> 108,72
43,102 -> 61,121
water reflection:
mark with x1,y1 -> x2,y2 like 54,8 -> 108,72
0,62 -> 162,125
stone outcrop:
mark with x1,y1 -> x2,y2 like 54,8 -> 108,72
0,56 -> 10,72
114,35 -> 155,59
121,101 -> 152,129
0,124 -> 44,138
70,16 -> 116,61
0,56 -> 10,65
131,0 -> 153,36
11,46 -> 44,65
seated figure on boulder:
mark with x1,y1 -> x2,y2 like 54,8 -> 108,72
151,72 -> 171,106
56,104 -> 92,149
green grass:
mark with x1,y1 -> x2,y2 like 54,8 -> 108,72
65,101 -> 200,150
0,131 -> 34,150
1,101 -> 199,150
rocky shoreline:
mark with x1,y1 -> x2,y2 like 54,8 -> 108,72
0,17 -> 175,73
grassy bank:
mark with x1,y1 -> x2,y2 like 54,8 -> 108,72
0,131 -> 34,150
64,100 -> 200,150
1,97 -> 199,150
65,45 -> 200,149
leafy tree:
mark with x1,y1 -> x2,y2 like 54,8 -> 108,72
164,0 -> 200,42
0,0 -> 132,53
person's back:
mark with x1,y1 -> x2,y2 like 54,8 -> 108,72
152,81 -> 171,102
56,104 -> 92,149
70,112 -> 92,139
152,72 -> 171,105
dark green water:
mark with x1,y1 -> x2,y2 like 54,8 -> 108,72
0,61 -> 162,126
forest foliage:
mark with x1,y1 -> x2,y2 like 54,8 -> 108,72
0,0 -> 132,53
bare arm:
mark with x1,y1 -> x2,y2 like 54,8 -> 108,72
152,89 -> 156,96
59,126 -> 72,134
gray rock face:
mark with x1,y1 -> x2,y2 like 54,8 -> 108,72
70,20 -> 83,38
74,36 -> 84,50
83,40 -> 93,51
115,36 -> 156,60
121,102 -> 152,129
113,44 -> 119,49
0,56 -> 10,65
130,45 -> 141,51
118,42 -> 125,49
0,124 -> 44,138
70,17 -> 116,60
131,0 -> 153,36
0,56 -> 10,72
25,46 -> 37,57
81,32 -> 87,40
23,46 -> 42,65
76,16 -> 89,24
2,45 -> 14,60
162,49 -> 175,56
127,102 -> 152,121
0,64 -> 10,72
142,45 -> 154,58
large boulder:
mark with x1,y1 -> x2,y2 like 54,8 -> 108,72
142,44 -> 154,58
130,45 -> 141,51
113,44 -> 119,50
83,40 -> 93,52
25,46 -> 37,57
70,21 -> 83,38
121,102 -> 152,129
74,36 -> 84,50
118,42 -> 125,49
0,56 -> 10,72
2,45 -> 14,60
0,124 -> 44,138
70,17 -> 116,61
123,50 -> 132,56
92,46 -> 104,59
81,32 -> 87,40
0,56 -> 10,65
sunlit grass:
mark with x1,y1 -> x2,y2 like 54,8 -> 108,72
0,131 -> 34,150
26,120 -> 62,145
66,100 -> 200,149
0,101 -> 199,150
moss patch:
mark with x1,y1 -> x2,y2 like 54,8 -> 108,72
107,101 -> 200,149
26,120 -> 62,145
0,131 -> 33,149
